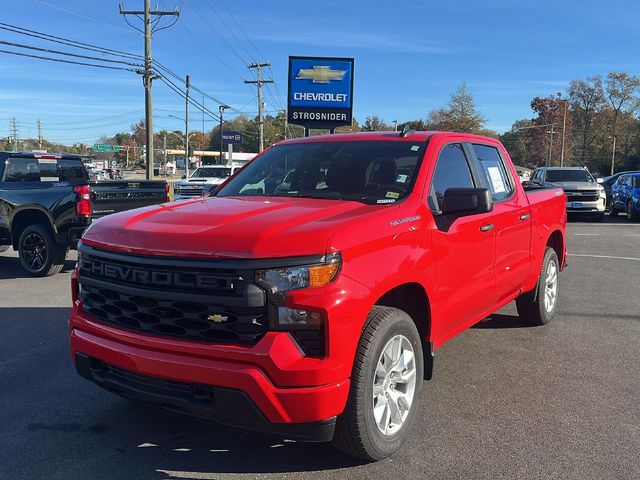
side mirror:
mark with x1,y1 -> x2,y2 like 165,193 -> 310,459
521,180 -> 531,188
596,177 -> 604,184
441,188 -> 493,217
181,175 -> 186,179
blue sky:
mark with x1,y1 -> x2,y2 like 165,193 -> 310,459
1,0 -> 639,145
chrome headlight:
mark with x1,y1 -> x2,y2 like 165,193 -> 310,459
256,253 -> 341,292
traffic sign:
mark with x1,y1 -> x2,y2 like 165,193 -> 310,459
222,131 -> 243,144
93,144 -> 122,153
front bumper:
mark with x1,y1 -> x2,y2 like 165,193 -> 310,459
565,197 -> 605,214
74,352 -> 336,441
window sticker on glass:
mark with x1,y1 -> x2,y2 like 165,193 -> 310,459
386,191 -> 400,199
397,174 -> 408,183
487,166 -> 506,193
410,145 -> 420,151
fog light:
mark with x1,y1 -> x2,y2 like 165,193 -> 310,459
277,307 -> 324,328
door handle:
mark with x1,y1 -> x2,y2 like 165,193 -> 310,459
519,213 -> 531,221
480,223 -> 494,232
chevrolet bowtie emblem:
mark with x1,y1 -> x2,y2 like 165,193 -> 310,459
208,314 -> 228,323
296,66 -> 346,83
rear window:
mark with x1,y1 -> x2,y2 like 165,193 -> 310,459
1,156 -> 87,182
57,159 -> 88,181
4,157 -> 40,182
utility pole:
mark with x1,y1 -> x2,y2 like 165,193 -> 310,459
244,62 -> 273,152
163,133 -> 167,166
10,118 -> 18,152
185,74 -> 190,178
610,136 -> 617,175
219,104 -> 229,165
37,119 -> 43,149
119,1 -> 180,180
547,124 -> 556,166
559,97 -> 568,167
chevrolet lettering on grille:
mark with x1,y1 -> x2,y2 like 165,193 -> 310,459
82,258 -> 233,290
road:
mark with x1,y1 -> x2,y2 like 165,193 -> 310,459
1,218 -> 639,480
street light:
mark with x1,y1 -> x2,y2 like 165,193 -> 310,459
392,120 -> 398,132
557,92 -> 570,167
609,135 -> 617,176
219,104 -> 230,165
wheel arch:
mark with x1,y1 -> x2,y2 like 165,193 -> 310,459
11,208 -> 55,249
374,282 -> 434,380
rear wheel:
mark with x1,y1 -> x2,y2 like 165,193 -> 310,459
332,306 -> 423,461
516,247 -> 559,326
18,224 -> 67,276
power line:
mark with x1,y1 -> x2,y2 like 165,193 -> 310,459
0,40 -> 143,67
32,0 -> 141,35
0,22 -> 143,60
0,48 -> 139,72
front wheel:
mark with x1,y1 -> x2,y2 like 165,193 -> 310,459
332,306 -> 423,461
516,247 -> 560,326
18,224 -> 67,276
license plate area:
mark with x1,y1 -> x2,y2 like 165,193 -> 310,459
571,202 -> 583,208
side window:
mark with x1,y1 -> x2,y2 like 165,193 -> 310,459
472,144 -> 514,201
618,176 -> 627,187
4,158 -> 40,182
429,143 -> 474,212
634,177 -> 640,189
57,159 -> 88,181
625,176 -> 634,188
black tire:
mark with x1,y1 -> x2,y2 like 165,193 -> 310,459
610,204 -> 618,216
332,306 -> 423,461
516,247 -> 560,325
627,202 -> 640,222
0,245 -> 9,253
18,224 -> 67,276
516,247 -> 560,326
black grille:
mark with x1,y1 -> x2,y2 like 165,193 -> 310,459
81,283 -> 268,344
78,245 -> 268,344
565,190 -> 599,202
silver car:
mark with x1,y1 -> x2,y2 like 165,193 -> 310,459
529,167 -> 606,221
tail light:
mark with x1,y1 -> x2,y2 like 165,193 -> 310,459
74,185 -> 92,217
165,183 -> 171,203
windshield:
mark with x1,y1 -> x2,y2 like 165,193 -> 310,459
545,169 -> 595,183
216,141 -> 426,204
191,167 -> 231,178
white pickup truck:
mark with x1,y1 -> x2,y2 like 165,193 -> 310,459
173,164 -> 243,199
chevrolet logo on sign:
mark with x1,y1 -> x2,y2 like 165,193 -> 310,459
296,65 -> 346,83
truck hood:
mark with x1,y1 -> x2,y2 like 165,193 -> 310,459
82,196 -> 379,258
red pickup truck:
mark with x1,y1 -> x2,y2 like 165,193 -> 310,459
69,131 -> 566,460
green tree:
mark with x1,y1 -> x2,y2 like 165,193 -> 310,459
426,83 -> 488,134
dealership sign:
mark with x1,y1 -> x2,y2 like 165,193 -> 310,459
287,56 -> 354,131
222,131 -> 243,144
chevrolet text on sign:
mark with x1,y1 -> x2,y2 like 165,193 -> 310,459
287,56 -> 354,131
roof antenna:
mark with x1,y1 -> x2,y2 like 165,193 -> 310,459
400,124 -> 415,138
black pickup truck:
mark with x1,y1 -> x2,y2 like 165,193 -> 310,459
0,152 -> 169,276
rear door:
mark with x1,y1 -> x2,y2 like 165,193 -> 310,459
428,140 -> 496,338
469,143 -> 532,303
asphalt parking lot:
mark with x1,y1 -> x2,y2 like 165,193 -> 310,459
1,216 -> 639,480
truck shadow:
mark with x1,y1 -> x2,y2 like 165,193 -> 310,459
1,306 -> 367,478
473,313 -> 537,329
0,254 -> 76,280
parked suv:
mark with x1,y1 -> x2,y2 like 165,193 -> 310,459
610,172 -> 640,221
529,166 -> 605,221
